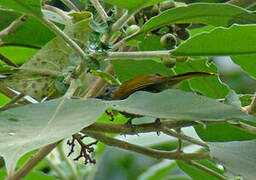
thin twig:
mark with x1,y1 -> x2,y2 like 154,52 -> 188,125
0,54 -> 18,67
228,0 -> 256,8
6,141 -> 60,180
227,120 -> 256,134
60,0 -> 80,11
241,95 -> 256,115
84,131 -> 210,160
0,15 -> 27,38
90,0 -> 109,22
161,126 -> 209,148
185,160 -> 226,180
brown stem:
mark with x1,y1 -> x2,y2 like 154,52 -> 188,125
84,131 -> 210,160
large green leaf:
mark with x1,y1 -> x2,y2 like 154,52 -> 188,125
0,98 -> 106,174
1,14 -> 56,48
174,60 -> 229,98
172,25 -> 256,56
209,140 -> 256,179
0,0 -> 42,17
104,0 -> 162,10
107,89 -> 255,121
136,3 -> 256,37
231,55 -> 256,79
195,122 -> 256,142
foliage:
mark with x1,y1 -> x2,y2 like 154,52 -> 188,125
0,0 -> 256,179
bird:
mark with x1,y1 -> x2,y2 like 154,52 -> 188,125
98,71 -> 215,100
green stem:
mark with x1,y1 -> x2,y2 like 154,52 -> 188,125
185,160 -> 226,180
107,50 -> 171,59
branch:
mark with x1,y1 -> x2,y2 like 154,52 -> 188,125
84,131 -> 210,160
106,51 -> 171,59
0,15 -> 27,38
82,120 -> 199,134
90,0 -> 109,22
6,141 -> 60,180
185,160 -> 226,180
241,95 -> 256,115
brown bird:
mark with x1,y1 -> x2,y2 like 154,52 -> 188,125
98,71 -> 215,100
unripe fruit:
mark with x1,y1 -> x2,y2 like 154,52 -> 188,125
160,33 -> 177,49
160,1 -> 175,11
175,23 -> 191,29
126,25 -> 140,36
176,56 -> 189,63
176,29 -> 190,40
162,57 -> 176,68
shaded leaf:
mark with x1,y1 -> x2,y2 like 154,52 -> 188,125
224,89 -> 241,108
104,0 -> 162,10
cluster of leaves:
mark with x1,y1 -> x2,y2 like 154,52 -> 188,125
1,0 -> 256,179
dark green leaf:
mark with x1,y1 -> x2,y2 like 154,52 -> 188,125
177,160 -> 223,180
195,122 -> 256,142
231,55 -> 256,79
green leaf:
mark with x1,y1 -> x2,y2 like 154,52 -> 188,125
0,0 -> 42,17
0,97 -> 106,174
195,122 -> 256,142
209,140 -> 256,179
174,59 -> 229,98
231,55 -> 256,79
137,3 -> 256,36
0,46 -> 38,65
172,25 -> 256,56
104,0 -> 162,10
1,14 -> 56,48
177,160 -> 223,180
107,89 -> 255,121
111,59 -> 174,82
